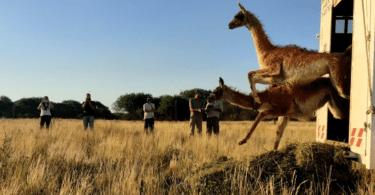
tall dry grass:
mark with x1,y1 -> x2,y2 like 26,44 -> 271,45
0,118 -> 373,194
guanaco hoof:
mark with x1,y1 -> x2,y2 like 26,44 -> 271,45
239,140 -> 246,145
254,96 -> 261,104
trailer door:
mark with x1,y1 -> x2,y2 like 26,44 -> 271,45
316,0 -> 333,142
349,0 -> 370,156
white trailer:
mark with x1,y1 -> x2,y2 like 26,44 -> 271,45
316,0 -> 375,169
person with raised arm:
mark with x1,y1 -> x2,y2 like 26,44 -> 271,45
82,93 -> 96,130
37,96 -> 54,129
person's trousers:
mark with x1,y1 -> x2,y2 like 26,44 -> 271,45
40,115 -> 51,129
144,118 -> 154,133
190,114 -> 203,135
207,117 -> 220,135
83,115 -> 94,130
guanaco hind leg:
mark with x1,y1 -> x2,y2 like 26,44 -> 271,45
327,87 -> 350,119
329,63 -> 351,99
273,116 -> 289,150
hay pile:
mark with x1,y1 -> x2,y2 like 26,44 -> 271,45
240,142 -> 356,194
165,142 -> 358,194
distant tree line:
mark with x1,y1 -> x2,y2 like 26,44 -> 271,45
0,96 -> 115,119
0,89 -> 259,121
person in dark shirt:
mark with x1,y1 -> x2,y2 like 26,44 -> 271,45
82,93 -> 96,130
189,92 -> 205,135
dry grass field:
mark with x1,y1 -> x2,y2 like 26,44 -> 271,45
0,118 -> 373,194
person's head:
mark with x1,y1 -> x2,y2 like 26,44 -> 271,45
86,93 -> 91,101
43,96 -> 49,103
194,92 -> 201,99
147,97 -> 152,103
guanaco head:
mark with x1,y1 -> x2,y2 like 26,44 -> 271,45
208,77 -> 257,110
207,77 -> 225,103
229,2 -> 261,30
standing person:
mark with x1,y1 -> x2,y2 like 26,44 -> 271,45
189,92 -> 205,136
143,97 -> 155,133
37,96 -> 54,129
205,100 -> 223,136
82,93 -> 96,130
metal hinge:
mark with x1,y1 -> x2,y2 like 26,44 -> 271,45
364,122 -> 370,131
367,32 -> 371,41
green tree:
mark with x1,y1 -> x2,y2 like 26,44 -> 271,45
0,96 -> 12,103
112,93 -> 155,120
14,97 -> 43,118
180,88 -> 212,101
157,95 -> 189,121
0,96 -> 14,118
94,101 -> 116,119
112,93 -> 153,113
54,100 -> 82,118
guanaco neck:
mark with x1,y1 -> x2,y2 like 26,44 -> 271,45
245,12 -> 275,68
223,86 -> 255,110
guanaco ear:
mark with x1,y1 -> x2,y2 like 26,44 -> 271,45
238,1 -> 246,13
219,77 -> 224,87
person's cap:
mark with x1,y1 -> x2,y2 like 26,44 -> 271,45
43,96 -> 49,100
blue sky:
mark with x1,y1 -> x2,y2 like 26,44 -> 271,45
0,0 -> 321,110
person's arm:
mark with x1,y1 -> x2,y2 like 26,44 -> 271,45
82,100 -> 94,109
150,103 -> 155,112
89,102 -> 95,109
144,103 -> 155,112
205,103 -> 210,114
217,102 -> 223,113
37,103 -> 42,110
50,102 -> 54,109
199,101 -> 205,112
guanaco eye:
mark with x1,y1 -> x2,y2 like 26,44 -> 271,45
235,14 -> 244,20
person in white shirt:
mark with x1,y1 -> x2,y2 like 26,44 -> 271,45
143,97 -> 155,133
205,100 -> 223,136
37,96 -> 54,129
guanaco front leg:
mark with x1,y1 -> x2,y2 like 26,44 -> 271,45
248,71 -> 261,103
248,63 -> 282,103
239,111 -> 268,145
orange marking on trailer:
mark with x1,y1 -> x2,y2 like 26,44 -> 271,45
350,137 -> 355,146
358,128 -> 364,137
356,139 -> 362,147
